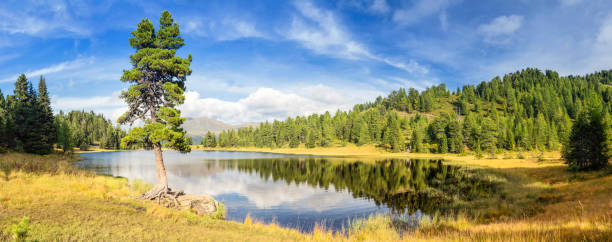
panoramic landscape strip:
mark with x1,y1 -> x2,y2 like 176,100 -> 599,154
1,1 -> 612,241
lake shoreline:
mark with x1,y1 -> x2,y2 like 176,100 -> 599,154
195,145 -> 564,168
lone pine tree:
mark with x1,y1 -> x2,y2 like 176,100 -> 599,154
118,10 -> 192,200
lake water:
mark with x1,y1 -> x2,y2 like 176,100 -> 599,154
77,151 -> 490,232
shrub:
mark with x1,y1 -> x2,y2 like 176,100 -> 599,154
5,217 -> 31,242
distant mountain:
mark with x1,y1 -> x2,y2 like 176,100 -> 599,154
182,117 -> 256,137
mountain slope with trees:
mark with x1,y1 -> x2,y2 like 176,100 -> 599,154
215,68 -> 612,155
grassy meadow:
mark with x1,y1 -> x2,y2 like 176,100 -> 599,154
1,150 -> 611,241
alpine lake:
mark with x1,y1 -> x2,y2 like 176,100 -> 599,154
77,150 -> 500,232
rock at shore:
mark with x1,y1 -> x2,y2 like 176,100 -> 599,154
176,194 -> 221,216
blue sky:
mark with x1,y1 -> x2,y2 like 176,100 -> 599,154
0,0 -> 611,124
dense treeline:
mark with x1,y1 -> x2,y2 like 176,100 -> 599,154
0,75 -> 56,154
0,74 -> 126,154
215,68 -> 612,154
55,110 -> 126,151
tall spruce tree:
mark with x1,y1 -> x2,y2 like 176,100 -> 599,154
37,76 -> 56,154
119,11 -> 192,199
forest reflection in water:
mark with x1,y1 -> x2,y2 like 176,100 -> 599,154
215,157 -> 495,216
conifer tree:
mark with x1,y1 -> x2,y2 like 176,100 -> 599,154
55,117 -> 73,153
306,127 -> 317,148
383,114 -> 402,152
350,115 -> 362,143
320,112 -> 334,147
480,117 -> 497,155
448,119 -> 463,153
37,76 -> 56,153
563,97 -> 610,170
289,123 -> 300,148
118,11 -> 192,199
357,121 -> 370,146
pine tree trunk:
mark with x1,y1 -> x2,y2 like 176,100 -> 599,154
138,103 -> 171,200
153,141 -> 168,189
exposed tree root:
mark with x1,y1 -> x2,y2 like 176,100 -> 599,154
138,185 -> 185,208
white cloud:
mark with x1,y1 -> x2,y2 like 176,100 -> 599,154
596,15 -> 612,47
183,18 -> 266,41
287,1 -> 427,74
439,12 -> 448,31
585,14 -> 612,71
287,1 -> 370,60
478,15 -> 524,37
478,15 -> 523,44
177,82 -> 383,124
393,0 -> 458,24
370,0 -> 390,14
0,3 -> 90,37
0,57 -> 95,83
379,58 -> 429,74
